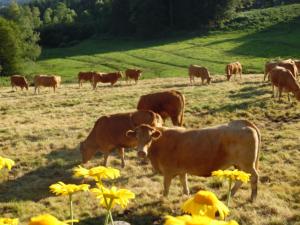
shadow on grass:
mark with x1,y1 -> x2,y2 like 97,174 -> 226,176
0,147 -> 81,202
228,85 -> 269,99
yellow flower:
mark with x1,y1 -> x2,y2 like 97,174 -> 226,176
28,214 -> 78,225
73,165 -> 120,182
49,182 -> 89,196
212,170 -> 250,183
164,215 -> 239,225
181,191 -> 229,220
91,183 -> 135,209
0,156 -> 15,171
0,218 -> 19,225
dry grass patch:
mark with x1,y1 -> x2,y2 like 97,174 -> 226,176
0,75 -> 299,225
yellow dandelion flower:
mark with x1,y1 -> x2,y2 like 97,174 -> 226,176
28,214 -> 78,225
0,156 -> 15,171
0,218 -> 19,225
73,165 -> 120,182
91,183 -> 135,210
212,170 -> 250,183
49,182 -> 90,196
164,215 -> 239,225
181,191 -> 229,220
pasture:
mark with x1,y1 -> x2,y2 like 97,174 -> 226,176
1,75 -> 299,225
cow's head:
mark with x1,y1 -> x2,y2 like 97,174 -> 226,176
117,72 -> 123,78
126,125 -> 161,158
207,77 -> 212,84
80,141 -> 94,164
226,74 -> 232,81
25,82 -> 29,90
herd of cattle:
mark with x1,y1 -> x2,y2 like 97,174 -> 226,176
6,58 -> 300,201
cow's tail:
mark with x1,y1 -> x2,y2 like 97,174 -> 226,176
173,90 -> 185,126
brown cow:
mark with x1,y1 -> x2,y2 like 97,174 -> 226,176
78,72 -> 96,87
126,120 -> 260,201
125,69 -> 142,84
80,110 -> 163,167
34,75 -> 61,94
264,60 -> 298,81
270,66 -> 300,102
188,65 -> 212,85
225,62 -> 242,81
10,75 -> 29,91
294,60 -> 300,74
93,72 -> 122,89
137,90 -> 185,126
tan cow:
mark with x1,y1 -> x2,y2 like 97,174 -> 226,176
80,110 -> 163,167
10,75 -> 29,90
270,66 -> 300,102
225,62 -> 242,81
34,75 -> 61,94
125,69 -> 142,84
137,90 -> 185,126
264,60 -> 298,81
126,120 -> 260,201
78,72 -> 96,87
188,65 -> 212,85
93,72 -> 122,89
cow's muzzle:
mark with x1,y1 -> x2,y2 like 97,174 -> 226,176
137,150 -> 147,158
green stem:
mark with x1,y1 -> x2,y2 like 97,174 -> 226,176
104,213 -> 110,225
226,178 -> 232,207
108,210 -> 114,225
69,194 -> 74,225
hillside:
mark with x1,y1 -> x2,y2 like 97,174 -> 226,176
0,4 -> 300,85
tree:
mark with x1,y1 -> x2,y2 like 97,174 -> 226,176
0,17 -> 22,75
43,8 -> 53,24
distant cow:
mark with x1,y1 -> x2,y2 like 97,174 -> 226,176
126,120 -> 260,201
225,62 -> 242,81
125,69 -> 142,84
80,110 -> 163,167
93,72 -> 122,89
270,66 -> 300,102
78,72 -> 96,87
137,90 -> 185,126
188,65 -> 212,85
264,60 -> 298,81
34,75 -> 61,94
10,75 -> 28,91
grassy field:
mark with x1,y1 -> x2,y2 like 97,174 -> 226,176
0,76 -> 299,225
0,4 -> 299,86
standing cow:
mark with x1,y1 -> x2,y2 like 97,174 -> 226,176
188,65 -> 212,85
264,60 -> 298,81
125,69 -> 142,84
225,62 -> 242,81
126,120 -> 260,201
137,90 -> 185,126
10,75 -> 29,91
34,75 -> 61,94
78,71 -> 96,87
93,72 -> 122,89
80,110 -> 163,168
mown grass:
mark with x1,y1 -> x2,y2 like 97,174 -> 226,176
0,75 -> 299,225
0,4 -> 299,86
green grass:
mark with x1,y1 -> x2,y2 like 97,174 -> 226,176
1,4 -> 299,86
0,75 -> 300,225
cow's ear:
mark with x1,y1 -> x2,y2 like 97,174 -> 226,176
126,130 -> 136,138
151,130 -> 161,140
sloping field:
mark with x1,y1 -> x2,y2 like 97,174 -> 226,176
0,76 -> 299,225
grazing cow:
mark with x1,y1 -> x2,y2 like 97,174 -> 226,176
34,75 -> 61,94
10,75 -> 28,91
126,120 -> 260,201
78,72 -> 96,87
188,65 -> 212,85
93,72 -> 122,89
125,69 -> 142,84
225,62 -> 242,81
137,90 -> 185,126
264,60 -> 298,81
270,66 -> 300,102
80,110 -> 163,167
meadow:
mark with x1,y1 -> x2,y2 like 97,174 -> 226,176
1,75 -> 299,225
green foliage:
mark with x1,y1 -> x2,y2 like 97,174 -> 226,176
0,17 -> 22,75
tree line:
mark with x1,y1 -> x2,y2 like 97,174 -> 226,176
0,0 -> 299,76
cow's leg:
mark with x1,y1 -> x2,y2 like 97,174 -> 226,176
163,174 -> 173,196
288,93 -> 290,102
231,180 -> 243,197
118,148 -> 125,168
250,167 -> 258,202
179,173 -> 189,195
278,87 -> 283,101
53,86 -> 56,93
201,78 -> 204,85
272,85 -> 275,98
189,75 -> 192,85
103,153 -> 109,166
